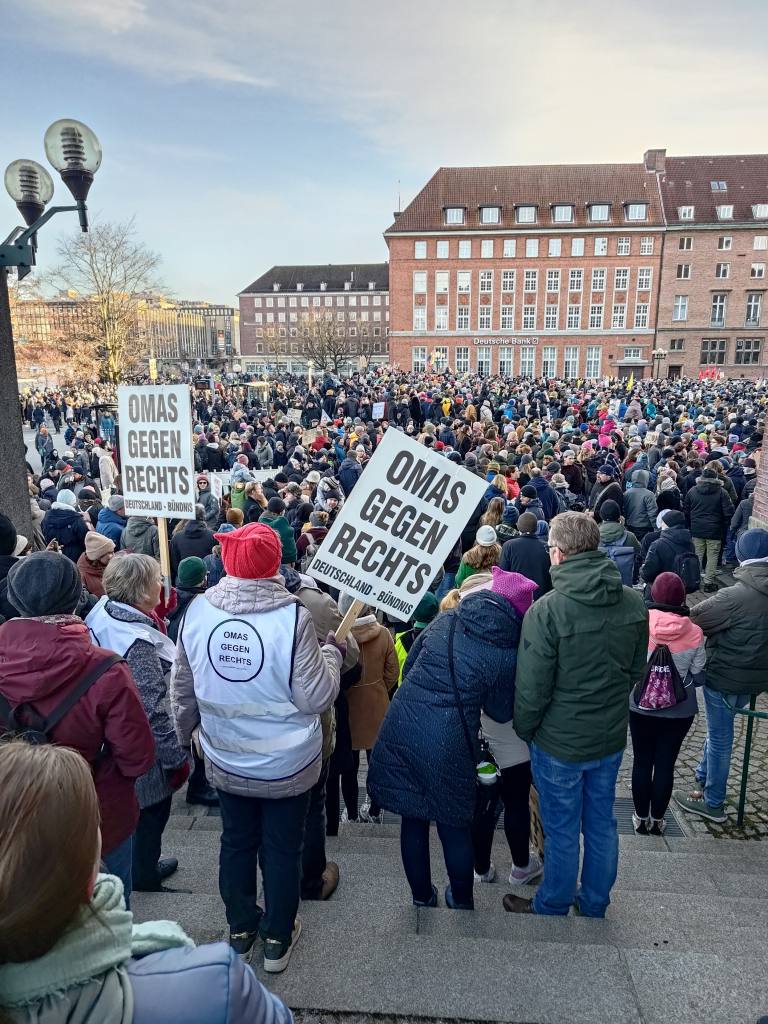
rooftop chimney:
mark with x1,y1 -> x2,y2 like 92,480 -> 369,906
644,149 -> 666,173
392,211 -> 402,219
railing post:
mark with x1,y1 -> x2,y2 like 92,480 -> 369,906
737,695 -> 758,827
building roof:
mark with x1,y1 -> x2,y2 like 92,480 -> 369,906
658,155 -> 768,226
240,263 -> 389,295
385,164 -> 664,233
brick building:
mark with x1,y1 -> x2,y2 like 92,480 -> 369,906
238,264 -> 389,376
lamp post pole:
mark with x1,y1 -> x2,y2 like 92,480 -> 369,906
652,348 -> 668,379
0,268 -> 33,535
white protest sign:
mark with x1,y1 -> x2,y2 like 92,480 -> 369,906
207,468 -> 280,496
307,429 -> 487,621
320,410 -> 331,425
372,401 -> 385,420
210,474 -> 223,501
118,384 -> 195,519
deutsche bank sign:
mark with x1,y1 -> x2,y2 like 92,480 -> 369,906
472,337 -> 539,346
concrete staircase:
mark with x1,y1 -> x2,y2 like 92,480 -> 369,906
132,813 -> 768,1024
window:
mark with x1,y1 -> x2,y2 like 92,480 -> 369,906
544,305 -> 559,329
679,206 -> 694,220
455,346 -> 470,373
520,347 -> 535,376
612,304 -> 626,328
480,207 -> 501,224
717,205 -> 734,220
414,241 -> 427,259
594,237 -> 608,256
614,267 -> 629,291
679,236 -> 692,250
289,296 -> 297,307
445,207 -> 465,225
548,238 -> 562,257
479,270 -> 493,292
673,295 -> 689,320
254,312 -> 263,324
589,304 -> 604,328
670,338 -> 684,351
349,311 -> 357,322
266,312 -> 274,323
626,203 -> 648,221
751,262 -> 765,278
753,204 -> 768,219
373,294 -> 381,305
254,297 -> 262,307
624,347 -> 641,360
677,263 -> 691,280
301,296 -> 309,306
516,206 -> 537,224
711,294 -> 727,326
617,237 -> 631,256
718,236 -> 733,250
457,271 -> 471,293
435,307 -> 448,330
456,306 -> 469,330
640,236 -> 654,255
501,306 -> 515,329
336,296 -> 344,306
634,303 -> 649,328
476,347 -> 492,374
498,347 -> 513,375
736,338 -> 761,364
567,304 -> 581,329
754,235 -> 768,250
586,345 -> 602,377
589,204 -> 610,222
435,271 -> 449,293
266,297 -> 273,307
563,346 -> 579,378
413,307 -> 427,330
413,346 -> 427,372
481,239 -> 494,258
569,269 -> 583,292
413,272 -> 427,293
746,293 -> 762,327
325,295 -> 333,306
552,205 -> 574,223
701,338 -> 726,365
502,269 -> 515,291
546,269 -> 560,292
571,237 -> 585,256
715,263 -> 730,279
591,268 -> 606,292
524,270 -> 538,291
522,305 -> 537,329
478,305 -> 492,329
503,239 -> 516,257
542,346 -> 557,376
336,311 -> 344,322
711,181 -> 727,191
436,240 -> 449,259
526,239 -> 539,257
637,267 -> 652,290
459,240 -> 471,258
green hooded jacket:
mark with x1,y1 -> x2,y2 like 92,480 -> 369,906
514,549 -> 649,763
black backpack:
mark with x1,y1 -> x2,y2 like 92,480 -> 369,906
672,550 -> 701,594
633,643 -> 688,711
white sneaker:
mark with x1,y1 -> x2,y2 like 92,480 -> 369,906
340,808 -> 355,822
473,862 -> 496,884
358,802 -> 384,823
509,854 -> 544,885
263,917 -> 302,974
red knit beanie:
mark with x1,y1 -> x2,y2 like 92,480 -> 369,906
651,571 -> 686,607
214,522 -> 281,579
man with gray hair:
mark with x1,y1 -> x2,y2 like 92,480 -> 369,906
506,512 -> 648,918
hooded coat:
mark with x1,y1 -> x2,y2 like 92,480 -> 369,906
622,472 -> 658,531
169,520 -> 216,575
42,506 -> 91,562
640,525 -> 696,584
498,534 -> 552,599
119,516 -> 160,557
345,614 -> 399,751
683,478 -> 735,539
258,511 -> 298,564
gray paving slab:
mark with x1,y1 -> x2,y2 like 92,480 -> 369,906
130,893 -> 227,944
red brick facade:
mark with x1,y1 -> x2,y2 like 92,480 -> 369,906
752,452 -> 768,529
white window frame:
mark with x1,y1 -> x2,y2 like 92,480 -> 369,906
525,238 -> 539,258
478,304 -> 492,330
753,204 -> 768,219
503,239 -> 516,257
612,304 -> 626,329
569,268 -> 583,292
444,207 -> 465,225
585,345 -> 602,377
591,268 -> 606,292
413,306 -> 427,331
548,238 -> 562,257
637,267 -> 652,291
524,269 -> 538,292
679,236 -> 693,250
436,240 -> 449,259
614,267 -> 629,291
541,345 -> 557,376
455,346 -> 470,373
567,304 -> 581,329
481,239 -> 494,258
414,241 -> 427,259
552,204 -> 574,223
456,306 -> 470,330
679,206 -> 694,220
502,269 -> 515,292
500,305 -> 515,329
673,295 -> 689,321
479,207 -> 501,225
617,237 -> 631,256
711,293 -> 727,327
623,346 -> 642,360
677,263 -> 691,280
589,204 -> 610,222
634,303 -> 649,328
546,269 -> 561,292
715,263 -> 730,279
718,236 -> 733,250
754,235 -> 768,250
522,304 -> 537,330
434,306 -> 449,331
519,347 -> 535,376
589,304 -> 604,329
476,346 -> 492,374
457,271 -> 471,294
564,346 -> 579,378
435,271 -> 449,293
640,236 -> 654,255
625,203 -> 648,222
746,293 -> 762,327
716,205 -> 734,220
516,206 -> 537,224
544,305 -> 559,330
594,237 -> 608,256
750,262 -> 765,279
571,237 -> 585,256
412,346 -> 427,372
459,240 -> 471,259
479,270 -> 493,293
498,347 -> 513,375
413,271 -> 427,294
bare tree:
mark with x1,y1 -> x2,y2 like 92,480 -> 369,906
300,308 -> 360,374
49,218 -> 165,384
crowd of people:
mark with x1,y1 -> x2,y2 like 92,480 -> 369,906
2,367 -> 767,1020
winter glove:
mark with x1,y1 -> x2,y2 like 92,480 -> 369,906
170,761 -> 191,791
324,630 -> 347,661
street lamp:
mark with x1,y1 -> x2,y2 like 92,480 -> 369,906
651,347 -> 668,378
0,119 -> 101,535
307,359 -> 314,388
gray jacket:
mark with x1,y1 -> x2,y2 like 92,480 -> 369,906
170,574 -> 342,798
120,516 -> 160,558
623,472 -> 658,531
196,487 -> 219,529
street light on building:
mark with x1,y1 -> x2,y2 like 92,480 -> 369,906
0,119 -> 101,534
652,347 -> 668,379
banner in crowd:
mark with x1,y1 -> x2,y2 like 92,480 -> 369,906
203,468 -> 276,496
117,384 -> 195,519
307,429 -> 486,621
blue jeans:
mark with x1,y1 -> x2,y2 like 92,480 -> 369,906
435,571 -> 457,605
696,685 -> 751,807
530,744 -> 624,918
102,834 -> 133,909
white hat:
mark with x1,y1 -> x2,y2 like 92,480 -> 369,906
476,525 -> 498,547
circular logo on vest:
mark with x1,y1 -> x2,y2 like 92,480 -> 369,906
207,618 -> 265,682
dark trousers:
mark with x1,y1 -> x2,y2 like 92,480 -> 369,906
187,749 -> 209,798
217,787 -> 310,946
301,760 -> 329,900
400,816 -> 475,908
341,749 -> 380,819
471,761 -> 532,873
132,796 -> 172,889
629,711 -> 694,820
631,526 -> 653,583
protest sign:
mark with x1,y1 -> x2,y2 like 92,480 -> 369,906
307,429 -> 487,623
205,468 -> 282,496
372,401 -> 385,420
210,474 -> 223,501
320,410 -> 331,425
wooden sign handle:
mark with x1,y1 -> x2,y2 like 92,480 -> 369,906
157,517 -> 172,601
334,598 -> 365,642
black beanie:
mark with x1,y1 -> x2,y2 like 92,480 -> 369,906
7,551 -> 83,617
0,513 -> 17,557
600,499 -> 621,522
267,496 -> 286,514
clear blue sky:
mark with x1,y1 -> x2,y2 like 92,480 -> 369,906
3,0 -> 768,305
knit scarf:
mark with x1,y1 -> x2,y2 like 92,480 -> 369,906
0,875 -> 193,1022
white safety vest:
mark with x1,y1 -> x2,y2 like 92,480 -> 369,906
86,596 -> 177,664
180,595 -> 321,781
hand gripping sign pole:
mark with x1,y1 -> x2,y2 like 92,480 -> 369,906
117,384 -> 195,598
308,428 -> 487,639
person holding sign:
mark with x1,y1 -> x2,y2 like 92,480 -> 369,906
170,522 -> 345,974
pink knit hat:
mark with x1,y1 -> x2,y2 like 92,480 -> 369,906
490,566 -> 538,618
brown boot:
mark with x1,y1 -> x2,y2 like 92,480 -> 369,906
320,861 -> 339,900
503,893 -> 534,914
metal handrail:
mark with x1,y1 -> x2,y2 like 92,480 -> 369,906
721,693 -> 767,826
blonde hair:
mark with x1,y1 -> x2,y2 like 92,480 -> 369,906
463,542 -> 502,570
480,496 -> 505,527
440,590 -> 460,610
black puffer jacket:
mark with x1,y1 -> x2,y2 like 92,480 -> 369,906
641,525 -> 696,584
683,479 -> 734,539
169,520 -> 216,576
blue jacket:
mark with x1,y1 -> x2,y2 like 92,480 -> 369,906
529,475 -> 558,520
368,592 -> 520,828
127,942 -> 292,1024
41,506 -> 91,563
338,456 -> 363,497
96,507 -> 126,544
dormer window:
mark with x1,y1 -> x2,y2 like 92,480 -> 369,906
717,205 -> 734,220
273,282 -> 281,291
754,204 -> 768,219
679,206 -> 695,220
588,203 -> 610,222
320,282 -> 327,291
552,204 -> 574,223
296,283 -> 303,291
625,203 -> 648,221
444,206 -> 466,225
368,282 -> 375,290
711,181 -> 727,190
479,206 -> 501,224
344,281 -> 351,290
515,205 -> 537,224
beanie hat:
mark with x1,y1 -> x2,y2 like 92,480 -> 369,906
491,566 -> 538,618
214,522 -> 282,579
661,510 -> 686,529
78,487 -> 98,501
651,571 -> 686,608
267,496 -> 286,514
13,535 -> 28,557
226,508 -> 244,526
236,454 -> 249,466
475,525 -> 497,547
598,464 -> 615,478
197,474 -> 209,485
0,513 -> 17,557
743,458 -> 757,476
7,551 -> 83,617
84,531 -> 115,561
53,489 -> 77,508
502,501 -> 519,523
735,528 -> 768,566
599,499 -> 621,522
520,484 -> 537,499
413,591 -> 439,628
518,512 -> 539,534
108,494 -> 126,512
177,556 -> 208,588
